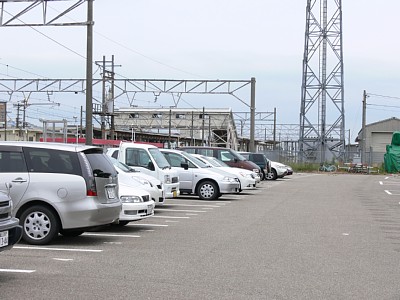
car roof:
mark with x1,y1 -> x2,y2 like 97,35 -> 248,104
0,141 -> 100,152
120,142 -> 157,149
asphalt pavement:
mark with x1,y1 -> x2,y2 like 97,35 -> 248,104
1,173 -> 400,300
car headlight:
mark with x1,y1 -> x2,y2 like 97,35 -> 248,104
239,172 -> 252,178
253,169 -> 260,173
135,178 -> 153,187
222,176 -> 237,183
164,175 -> 171,184
120,195 -> 143,203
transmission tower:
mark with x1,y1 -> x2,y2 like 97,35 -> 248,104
299,0 -> 345,163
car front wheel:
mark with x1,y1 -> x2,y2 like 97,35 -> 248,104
197,181 -> 219,200
266,169 -> 278,180
19,205 -> 59,245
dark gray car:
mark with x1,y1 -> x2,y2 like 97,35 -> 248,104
0,189 -> 22,252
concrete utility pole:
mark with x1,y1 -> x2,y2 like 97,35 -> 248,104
85,0 -> 94,145
249,77 -> 256,152
361,90 -> 367,164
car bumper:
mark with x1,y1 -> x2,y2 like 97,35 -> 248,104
240,178 -> 257,190
58,199 -> 122,230
219,182 -> 241,194
0,218 -> 23,252
164,182 -> 180,199
119,201 -> 155,221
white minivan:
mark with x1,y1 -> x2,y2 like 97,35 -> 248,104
107,142 -> 180,199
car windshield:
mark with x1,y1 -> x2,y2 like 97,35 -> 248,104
109,157 -> 138,173
231,149 -> 246,161
182,152 -> 210,168
209,157 -> 229,167
149,148 -> 171,169
201,156 -> 227,168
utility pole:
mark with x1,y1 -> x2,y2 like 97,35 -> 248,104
361,90 -> 367,164
86,0 -> 94,145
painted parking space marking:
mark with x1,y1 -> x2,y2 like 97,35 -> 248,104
153,215 -> 190,219
53,258 -> 74,262
127,223 -> 169,227
14,246 -> 103,253
161,204 -> 220,208
385,190 -> 393,195
83,233 -> 140,238
0,268 -> 36,273
155,208 -> 207,213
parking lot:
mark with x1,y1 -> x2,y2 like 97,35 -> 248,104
2,173 -> 400,299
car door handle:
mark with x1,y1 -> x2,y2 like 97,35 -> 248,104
12,177 -> 27,183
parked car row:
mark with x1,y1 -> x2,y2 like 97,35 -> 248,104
0,141 -> 292,248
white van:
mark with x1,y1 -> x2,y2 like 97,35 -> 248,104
107,142 -> 180,199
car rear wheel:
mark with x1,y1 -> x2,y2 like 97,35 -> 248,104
266,169 -> 278,180
197,181 -> 219,200
20,205 -> 59,245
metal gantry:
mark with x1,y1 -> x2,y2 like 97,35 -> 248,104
299,0 -> 345,163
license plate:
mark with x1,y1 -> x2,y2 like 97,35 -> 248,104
147,205 -> 154,214
106,187 -> 116,199
173,191 -> 177,198
0,231 -> 9,248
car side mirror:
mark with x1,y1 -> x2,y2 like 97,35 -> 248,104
233,158 -> 238,163
181,162 -> 189,170
147,161 -> 155,171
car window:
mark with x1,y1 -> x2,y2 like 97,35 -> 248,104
85,151 -> 116,178
219,150 -> 235,162
198,149 -> 213,156
125,148 -> 151,168
111,149 -> 119,159
23,147 -> 81,175
164,152 -> 196,168
148,148 -> 171,169
0,151 -> 27,173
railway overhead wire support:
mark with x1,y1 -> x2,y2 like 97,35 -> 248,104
299,0 -> 345,163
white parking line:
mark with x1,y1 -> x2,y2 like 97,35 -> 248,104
155,209 -> 207,213
0,269 -> 36,273
13,246 -> 102,253
83,233 -> 140,238
53,258 -> 74,262
385,190 -> 392,195
163,204 -> 220,208
127,223 -> 169,227
153,215 -> 190,219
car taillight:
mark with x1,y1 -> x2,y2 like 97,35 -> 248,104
87,189 -> 97,196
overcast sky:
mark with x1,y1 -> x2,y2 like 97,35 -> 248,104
0,0 -> 399,141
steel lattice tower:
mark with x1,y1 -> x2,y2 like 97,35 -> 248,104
299,0 -> 345,163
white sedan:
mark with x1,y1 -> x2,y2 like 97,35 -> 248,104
192,154 -> 257,191
117,183 -> 155,226
108,157 -> 165,206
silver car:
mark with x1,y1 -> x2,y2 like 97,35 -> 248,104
0,142 -> 121,245
161,149 -> 240,200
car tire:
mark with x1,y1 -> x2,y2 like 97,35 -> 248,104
116,221 -> 130,226
267,169 -> 278,180
197,181 -> 219,200
261,170 -> 266,181
19,205 -> 59,245
60,229 -> 84,237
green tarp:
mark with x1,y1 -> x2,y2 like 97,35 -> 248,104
384,131 -> 400,173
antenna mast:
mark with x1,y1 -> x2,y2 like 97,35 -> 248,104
299,0 -> 345,163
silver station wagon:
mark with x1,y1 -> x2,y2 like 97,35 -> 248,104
0,142 -> 121,245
